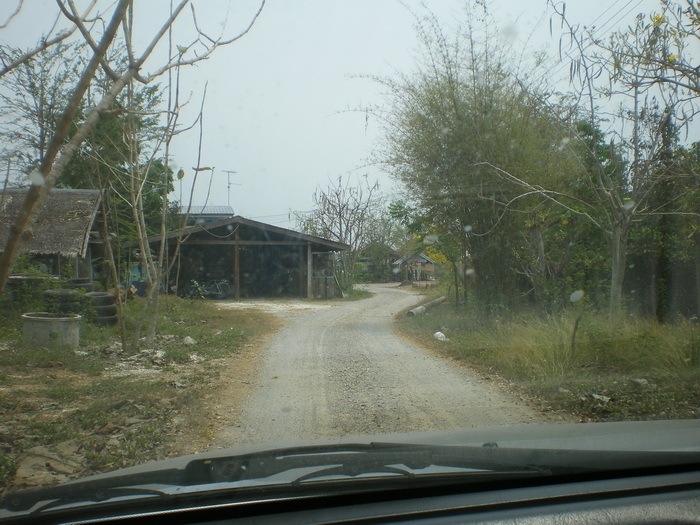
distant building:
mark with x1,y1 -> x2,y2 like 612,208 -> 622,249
145,215 -> 349,299
178,205 -> 234,226
393,253 -> 438,282
357,242 -> 401,282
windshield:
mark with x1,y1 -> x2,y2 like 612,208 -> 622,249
0,0 -> 698,519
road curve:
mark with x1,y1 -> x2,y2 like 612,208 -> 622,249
216,283 -> 541,447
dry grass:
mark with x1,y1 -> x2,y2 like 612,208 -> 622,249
0,296 -> 280,491
397,303 -> 700,422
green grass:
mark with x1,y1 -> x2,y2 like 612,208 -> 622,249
397,304 -> 700,421
2,345 -> 104,375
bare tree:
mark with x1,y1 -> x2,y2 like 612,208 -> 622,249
296,175 -> 381,290
604,1 -> 700,98
0,0 -> 265,294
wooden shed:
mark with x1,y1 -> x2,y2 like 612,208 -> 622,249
149,216 -> 349,299
0,188 -> 102,279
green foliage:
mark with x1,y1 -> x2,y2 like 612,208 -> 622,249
0,41 -> 88,173
344,286 -> 374,301
377,3 -> 699,319
59,78 -> 173,242
377,5 -> 598,313
0,269 -> 56,323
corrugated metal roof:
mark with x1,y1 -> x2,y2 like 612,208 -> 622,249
394,253 -> 437,266
178,205 -> 234,216
144,215 -> 350,252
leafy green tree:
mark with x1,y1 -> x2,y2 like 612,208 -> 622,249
375,6 -> 584,312
0,0 -> 266,307
497,1 -> 700,318
357,209 -> 407,282
58,79 -> 173,239
0,41 -> 87,177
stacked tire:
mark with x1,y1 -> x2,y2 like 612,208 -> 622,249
43,289 -> 83,315
85,291 -> 118,326
65,278 -> 99,292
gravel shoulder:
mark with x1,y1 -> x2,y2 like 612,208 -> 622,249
212,283 -> 544,449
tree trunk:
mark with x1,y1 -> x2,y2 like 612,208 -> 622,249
99,193 -> 129,353
695,230 -> 700,318
451,260 -> 460,308
609,220 -> 629,318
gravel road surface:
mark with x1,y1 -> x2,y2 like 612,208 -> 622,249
216,283 -> 541,447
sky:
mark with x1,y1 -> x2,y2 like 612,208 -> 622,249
0,0 -> 669,228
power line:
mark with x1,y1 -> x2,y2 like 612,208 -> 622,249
529,0 -> 646,89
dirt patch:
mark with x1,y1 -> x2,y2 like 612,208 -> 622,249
215,300 -> 332,316
169,314 -> 286,455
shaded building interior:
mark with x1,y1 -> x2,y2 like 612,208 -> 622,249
150,216 -> 348,299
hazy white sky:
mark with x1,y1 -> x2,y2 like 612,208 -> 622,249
1,0 -> 665,227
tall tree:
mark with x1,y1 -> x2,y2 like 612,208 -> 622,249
0,41 -> 87,177
374,5 -> 583,312
535,2 -> 698,317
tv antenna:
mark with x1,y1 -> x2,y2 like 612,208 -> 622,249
222,170 -> 241,207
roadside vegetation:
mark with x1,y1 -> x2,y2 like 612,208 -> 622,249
397,288 -> 700,422
373,2 -> 700,423
344,286 -> 374,301
0,297 -> 279,493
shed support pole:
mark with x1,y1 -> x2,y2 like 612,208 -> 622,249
234,232 -> 240,300
307,242 -> 313,299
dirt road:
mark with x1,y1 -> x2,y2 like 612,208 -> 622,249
216,283 -> 541,447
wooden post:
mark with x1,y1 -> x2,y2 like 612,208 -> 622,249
298,246 -> 305,297
307,242 -> 313,299
234,230 -> 240,300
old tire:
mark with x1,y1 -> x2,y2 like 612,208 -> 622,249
85,292 -> 115,306
95,304 -> 117,317
95,315 -> 118,326
44,289 -> 82,301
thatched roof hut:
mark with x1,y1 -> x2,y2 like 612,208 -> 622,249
0,188 -> 101,258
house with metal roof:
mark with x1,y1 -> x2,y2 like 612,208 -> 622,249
393,253 -> 438,282
146,215 -> 350,299
177,205 -> 235,226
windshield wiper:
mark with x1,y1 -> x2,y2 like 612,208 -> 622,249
6,440 -> 694,516
1,468 -> 181,514
10,486 -> 168,516
182,442 -> 549,486
1,442 -> 545,514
